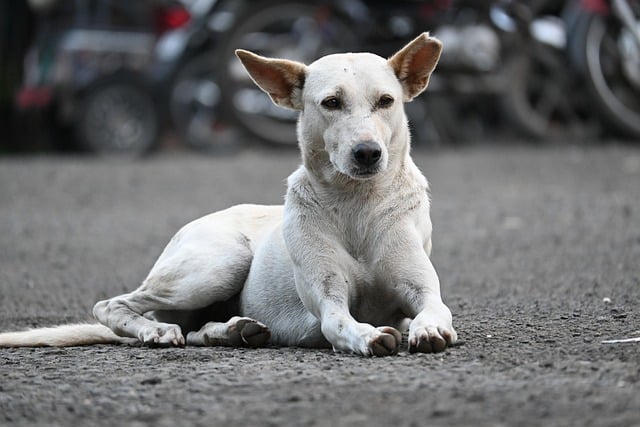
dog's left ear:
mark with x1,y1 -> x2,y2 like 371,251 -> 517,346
235,49 -> 307,110
388,33 -> 442,101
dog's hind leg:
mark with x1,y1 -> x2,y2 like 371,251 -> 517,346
93,289 -> 188,346
93,240 -> 253,346
93,209 -> 269,347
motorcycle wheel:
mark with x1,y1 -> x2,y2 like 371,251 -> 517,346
573,12 -> 640,138
501,48 -> 601,142
77,81 -> 159,157
217,1 -> 357,147
170,53 -> 240,154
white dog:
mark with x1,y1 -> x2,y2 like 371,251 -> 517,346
0,33 -> 456,356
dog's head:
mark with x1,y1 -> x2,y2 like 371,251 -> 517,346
236,33 -> 442,181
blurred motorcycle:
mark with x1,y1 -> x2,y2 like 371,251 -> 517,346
566,0 -> 640,138
490,0 -> 604,141
214,0 -> 359,146
154,0 -> 245,153
213,0 -> 604,146
214,0 -> 504,146
168,0 -> 639,149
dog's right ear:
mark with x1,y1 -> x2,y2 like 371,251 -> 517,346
235,50 -> 307,110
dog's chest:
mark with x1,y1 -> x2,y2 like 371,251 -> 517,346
349,268 -> 403,325
330,216 -> 404,324
327,197 -> 393,259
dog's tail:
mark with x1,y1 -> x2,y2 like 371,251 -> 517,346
0,323 -> 137,347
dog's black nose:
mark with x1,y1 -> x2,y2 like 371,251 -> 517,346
352,141 -> 382,167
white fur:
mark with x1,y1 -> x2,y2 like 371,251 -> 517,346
0,34 -> 456,356
0,324 -> 136,347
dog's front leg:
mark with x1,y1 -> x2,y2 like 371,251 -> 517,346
380,239 -> 457,353
406,287 -> 457,354
283,179 -> 402,356
293,267 -> 402,356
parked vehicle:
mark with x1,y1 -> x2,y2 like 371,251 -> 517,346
566,0 -> 640,138
213,0 -> 599,146
491,0 -> 603,141
16,0 -> 191,156
153,0 -> 245,153
16,0 -> 639,154
215,0 -> 504,146
214,0 -> 359,146
212,0 -> 640,146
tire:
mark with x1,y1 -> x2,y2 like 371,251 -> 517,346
501,47 -> 601,142
574,12 -> 640,138
77,80 -> 159,157
217,1 -> 357,147
170,52 -> 240,154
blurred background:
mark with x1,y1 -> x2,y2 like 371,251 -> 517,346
1,0 -> 639,157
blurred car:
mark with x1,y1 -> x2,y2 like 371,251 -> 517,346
16,0 -> 190,156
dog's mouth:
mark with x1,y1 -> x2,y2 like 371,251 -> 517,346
349,166 -> 382,179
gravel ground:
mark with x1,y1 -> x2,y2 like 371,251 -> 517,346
1,144 -> 639,426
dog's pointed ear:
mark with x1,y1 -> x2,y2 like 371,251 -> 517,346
235,49 -> 307,110
388,33 -> 442,101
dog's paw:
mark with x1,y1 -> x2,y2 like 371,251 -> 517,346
186,317 -> 270,347
139,323 -> 185,347
408,325 -> 456,353
328,323 -> 401,357
367,326 -> 402,357
228,317 -> 271,348
408,306 -> 457,353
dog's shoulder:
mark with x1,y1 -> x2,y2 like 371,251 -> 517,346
284,166 -> 321,210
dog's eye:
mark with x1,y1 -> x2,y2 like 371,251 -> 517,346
377,95 -> 394,109
321,97 -> 342,110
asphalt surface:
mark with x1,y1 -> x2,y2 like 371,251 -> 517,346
1,144 -> 639,426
